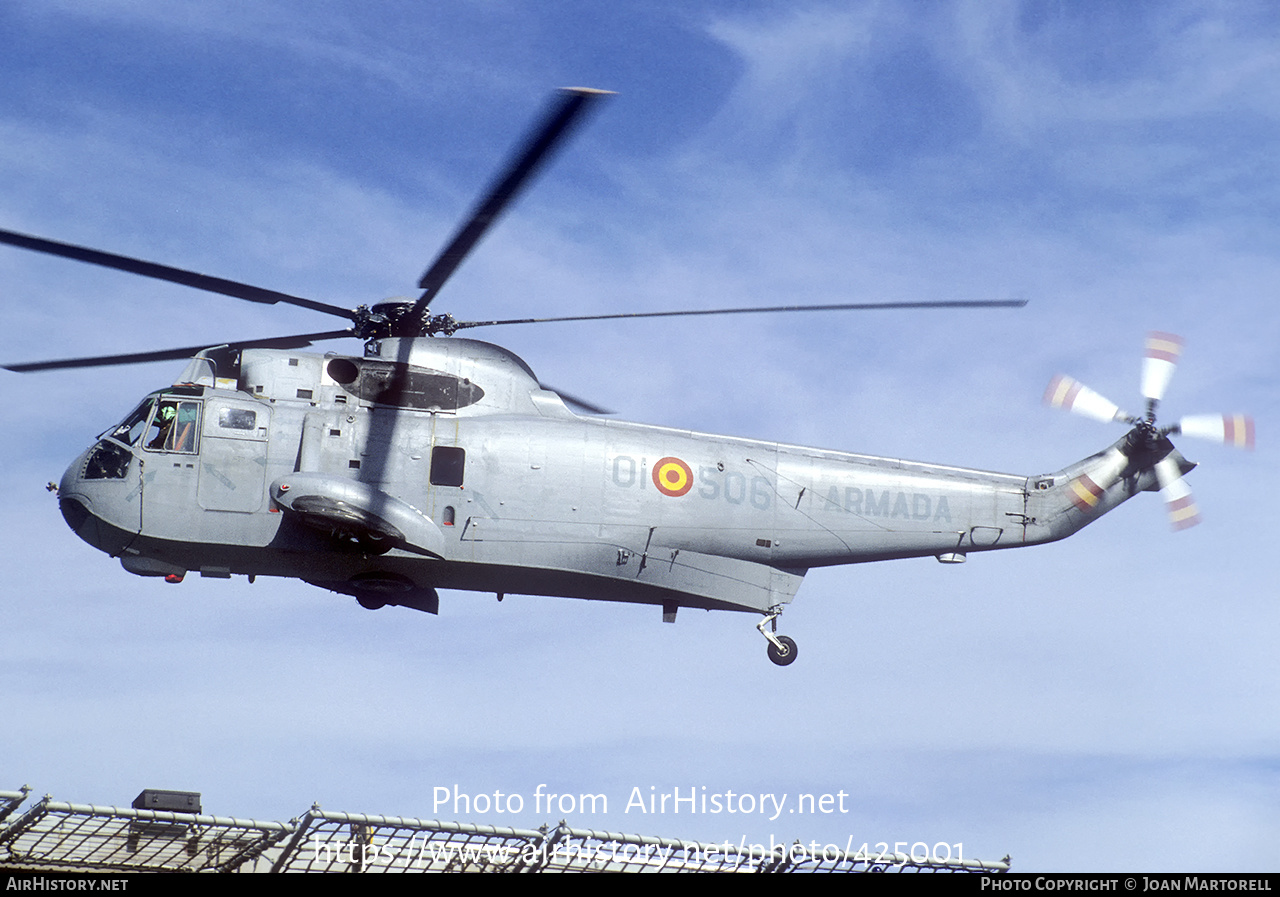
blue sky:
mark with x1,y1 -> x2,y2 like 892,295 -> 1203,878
1,1 -> 1276,872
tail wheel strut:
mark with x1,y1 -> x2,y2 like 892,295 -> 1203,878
756,608 -> 798,667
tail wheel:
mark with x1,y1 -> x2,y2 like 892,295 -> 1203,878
767,635 -> 798,667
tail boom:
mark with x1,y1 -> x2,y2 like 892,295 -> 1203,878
1023,428 -> 1192,545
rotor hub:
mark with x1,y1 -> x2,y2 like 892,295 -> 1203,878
353,302 -> 460,340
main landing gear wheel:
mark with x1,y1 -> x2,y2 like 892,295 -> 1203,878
767,635 -> 798,667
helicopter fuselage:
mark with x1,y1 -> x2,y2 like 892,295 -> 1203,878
6,90 -> 1231,666
56,337 -> 1165,620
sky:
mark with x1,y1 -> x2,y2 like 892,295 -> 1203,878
1,0 -> 1277,873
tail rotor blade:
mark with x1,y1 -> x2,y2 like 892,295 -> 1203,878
1141,331 -> 1184,408
1044,374 -> 1127,423
1176,414 -> 1256,450
1154,455 -> 1201,531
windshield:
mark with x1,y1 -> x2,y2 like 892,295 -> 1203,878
105,397 -> 157,446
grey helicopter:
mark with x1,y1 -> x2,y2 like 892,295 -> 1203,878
1,89 -> 1254,665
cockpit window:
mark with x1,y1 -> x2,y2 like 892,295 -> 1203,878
84,440 -> 132,480
108,398 -> 156,446
145,399 -> 202,453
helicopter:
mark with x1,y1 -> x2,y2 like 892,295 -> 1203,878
0,89 -> 1255,666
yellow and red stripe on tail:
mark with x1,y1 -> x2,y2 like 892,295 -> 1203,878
1068,473 -> 1106,513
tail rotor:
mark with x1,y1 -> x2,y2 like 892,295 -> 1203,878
1045,332 -> 1253,530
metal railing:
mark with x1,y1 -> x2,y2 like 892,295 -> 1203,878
0,786 -> 1010,874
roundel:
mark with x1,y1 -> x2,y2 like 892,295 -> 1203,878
652,456 -> 693,497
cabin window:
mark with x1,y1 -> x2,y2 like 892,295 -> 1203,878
430,446 -> 466,487
218,408 -> 257,430
144,400 -> 202,454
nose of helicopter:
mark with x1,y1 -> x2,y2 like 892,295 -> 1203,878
56,447 -> 136,557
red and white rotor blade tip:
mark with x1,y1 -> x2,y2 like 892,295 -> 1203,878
1044,374 -> 1127,423
1141,331 -> 1184,404
1178,414 -> 1256,450
1155,455 -> 1201,531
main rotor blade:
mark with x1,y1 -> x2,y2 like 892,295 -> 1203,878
453,299 -> 1028,331
411,87 -> 611,318
539,382 -> 613,415
2,329 -> 352,372
0,229 -> 353,320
